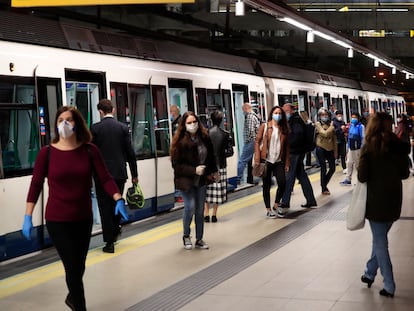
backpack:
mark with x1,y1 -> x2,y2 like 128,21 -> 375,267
303,122 -> 316,153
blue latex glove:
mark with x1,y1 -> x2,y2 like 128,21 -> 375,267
22,215 -> 33,240
115,199 -> 129,221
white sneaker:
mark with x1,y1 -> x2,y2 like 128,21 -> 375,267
183,236 -> 192,250
266,210 -> 276,218
277,207 -> 289,218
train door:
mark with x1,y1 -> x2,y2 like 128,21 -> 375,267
126,83 -> 173,216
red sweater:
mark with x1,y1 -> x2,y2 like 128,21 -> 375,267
27,143 -> 119,222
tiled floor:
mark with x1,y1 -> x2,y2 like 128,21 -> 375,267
1,168 -> 413,310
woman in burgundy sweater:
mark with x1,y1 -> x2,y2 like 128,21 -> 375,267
23,106 -> 127,311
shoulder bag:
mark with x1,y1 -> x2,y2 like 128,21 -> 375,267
346,181 -> 367,230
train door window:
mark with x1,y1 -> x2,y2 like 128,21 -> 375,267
222,89 -> 234,134
65,70 -> 106,127
152,85 -> 169,156
278,94 -> 298,107
195,88 -> 208,127
309,95 -> 322,123
332,97 -> 343,119
323,93 -> 331,109
298,91 -> 308,114
66,82 -> 100,127
36,77 -> 63,146
128,85 -> 152,159
168,79 -> 194,116
0,77 -> 39,178
110,83 -> 128,124
371,100 -> 379,112
250,91 -> 266,122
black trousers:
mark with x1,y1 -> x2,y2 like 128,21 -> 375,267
262,161 -> 286,209
337,141 -> 347,169
47,220 -> 92,311
95,179 -> 125,244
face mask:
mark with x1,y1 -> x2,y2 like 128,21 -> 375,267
363,112 -> 369,117
321,117 -> 329,123
170,115 -> 174,122
351,118 -> 358,125
186,122 -> 198,134
285,113 -> 291,120
336,117 -> 342,121
272,114 -> 282,122
57,120 -> 75,139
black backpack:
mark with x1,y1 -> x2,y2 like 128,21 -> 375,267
303,122 -> 316,153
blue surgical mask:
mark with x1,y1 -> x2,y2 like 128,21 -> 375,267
286,113 -> 291,120
321,117 -> 329,123
351,118 -> 358,125
272,114 -> 282,122
170,115 -> 174,122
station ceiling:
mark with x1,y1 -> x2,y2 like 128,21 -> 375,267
3,0 -> 414,92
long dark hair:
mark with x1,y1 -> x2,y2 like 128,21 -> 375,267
267,105 -> 289,135
364,112 -> 393,154
170,111 -> 209,159
52,106 -> 92,144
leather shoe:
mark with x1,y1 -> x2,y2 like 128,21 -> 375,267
301,202 -> 317,208
65,294 -> 75,310
103,242 -> 114,253
211,215 -> 217,223
204,216 -> 210,222
361,275 -> 374,288
379,289 -> 394,298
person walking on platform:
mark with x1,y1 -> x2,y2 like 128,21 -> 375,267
358,112 -> 410,298
315,107 -> 337,195
254,106 -> 290,218
91,99 -> 138,253
278,103 -> 317,217
22,106 -> 128,311
340,112 -> 365,185
170,104 -> 182,137
237,102 -> 260,185
204,111 -> 229,223
333,110 -> 347,173
170,111 -> 218,250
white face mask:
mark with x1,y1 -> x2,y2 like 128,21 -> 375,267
186,122 -> 198,134
58,120 -> 75,139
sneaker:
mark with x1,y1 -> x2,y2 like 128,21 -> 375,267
266,210 -> 276,218
195,240 -> 209,249
183,236 -> 192,250
277,206 -> 289,218
340,179 -> 352,186
343,169 -> 347,174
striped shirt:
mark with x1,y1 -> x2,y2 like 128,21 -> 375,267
244,112 -> 260,143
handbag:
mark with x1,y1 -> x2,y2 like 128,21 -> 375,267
253,162 -> 267,177
346,181 -> 367,230
225,133 -> 234,158
126,182 -> 145,209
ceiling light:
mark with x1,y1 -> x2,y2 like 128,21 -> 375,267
348,48 -> 354,58
280,17 -> 312,31
235,0 -> 245,16
306,31 -> 314,43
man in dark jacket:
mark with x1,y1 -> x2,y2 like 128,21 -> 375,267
333,110 -> 347,172
91,99 -> 138,253
278,104 -> 316,217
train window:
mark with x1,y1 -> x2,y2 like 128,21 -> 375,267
152,85 -> 170,157
0,77 -> 39,178
168,79 -> 194,116
309,96 -> 322,123
195,88 -> 207,127
250,92 -> 266,122
277,94 -> 298,107
110,83 -> 128,124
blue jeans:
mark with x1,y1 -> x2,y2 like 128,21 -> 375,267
181,185 -> 206,241
237,140 -> 255,182
364,220 -> 395,294
315,147 -> 335,192
282,153 -> 316,207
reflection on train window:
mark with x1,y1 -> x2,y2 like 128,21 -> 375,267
110,83 -> 128,124
309,96 -> 322,123
250,92 -> 266,122
196,88 -> 227,128
129,85 -> 169,159
66,81 -> 100,127
0,78 -> 39,178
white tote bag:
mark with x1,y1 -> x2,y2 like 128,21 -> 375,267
346,181 -> 367,231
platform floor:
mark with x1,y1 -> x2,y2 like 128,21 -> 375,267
1,167 -> 414,311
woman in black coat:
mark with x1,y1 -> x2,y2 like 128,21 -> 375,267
358,112 -> 410,298
170,111 -> 218,250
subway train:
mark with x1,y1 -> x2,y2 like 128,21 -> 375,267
0,14 -> 406,262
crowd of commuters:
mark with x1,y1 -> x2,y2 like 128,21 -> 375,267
23,98 -> 413,309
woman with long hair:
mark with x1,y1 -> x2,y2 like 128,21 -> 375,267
254,105 -> 290,218
23,106 -> 127,310
358,112 -> 410,298
170,111 -> 218,250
